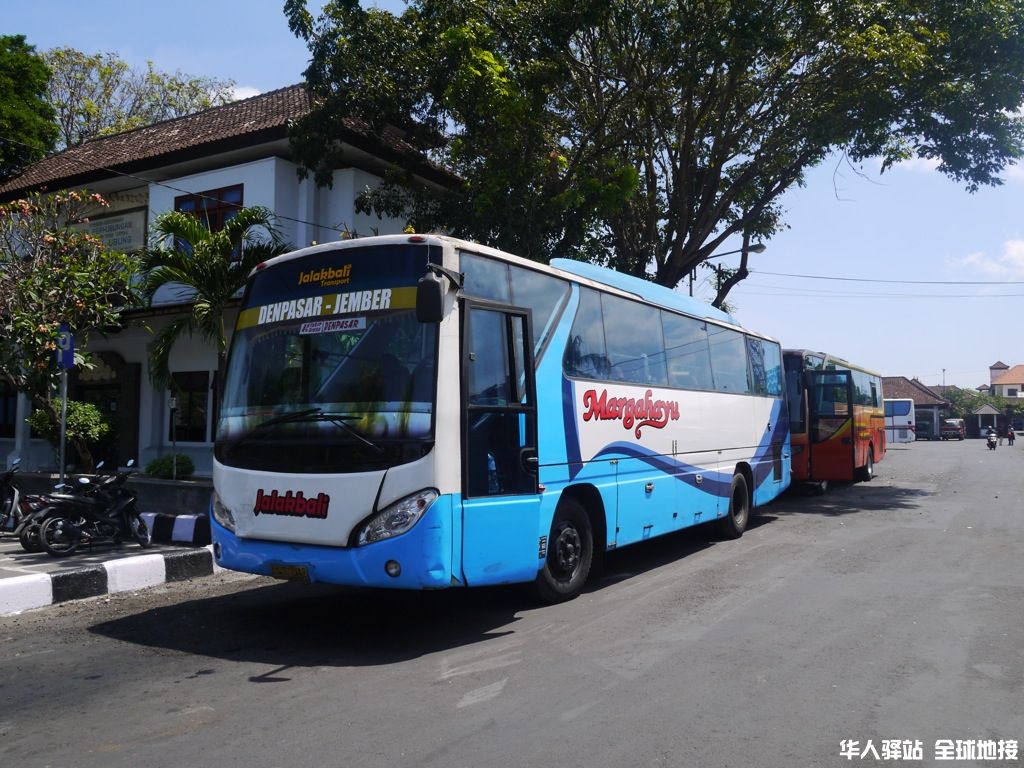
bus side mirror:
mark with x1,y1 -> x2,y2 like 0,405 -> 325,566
416,271 -> 445,323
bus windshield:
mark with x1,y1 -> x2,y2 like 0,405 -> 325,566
215,243 -> 438,473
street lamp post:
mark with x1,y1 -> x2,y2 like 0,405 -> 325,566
688,241 -> 766,297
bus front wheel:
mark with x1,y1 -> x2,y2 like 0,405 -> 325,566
716,473 -> 750,540
534,498 -> 593,603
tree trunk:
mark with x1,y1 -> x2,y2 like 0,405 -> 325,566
711,231 -> 752,310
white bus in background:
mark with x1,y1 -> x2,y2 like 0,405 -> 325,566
884,398 -> 915,444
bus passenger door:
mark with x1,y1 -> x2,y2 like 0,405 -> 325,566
806,370 -> 856,482
460,302 -> 542,586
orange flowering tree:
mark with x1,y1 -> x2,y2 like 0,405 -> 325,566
0,190 -> 140,467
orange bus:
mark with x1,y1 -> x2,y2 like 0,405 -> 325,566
783,350 -> 886,493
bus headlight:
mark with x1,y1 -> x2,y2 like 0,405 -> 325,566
212,492 -> 237,532
357,489 -> 438,546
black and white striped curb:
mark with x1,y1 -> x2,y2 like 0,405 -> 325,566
0,546 -> 221,616
140,512 -> 210,546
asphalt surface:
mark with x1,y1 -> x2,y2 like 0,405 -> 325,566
1,438 -> 1021,768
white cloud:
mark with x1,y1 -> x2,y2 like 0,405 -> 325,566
230,85 -> 262,101
949,240 -> 1024,279
1003,161 -> 1024,184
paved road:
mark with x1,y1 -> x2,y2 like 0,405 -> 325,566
1,439 -> 1021,768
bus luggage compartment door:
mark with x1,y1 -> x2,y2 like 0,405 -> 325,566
460,302 -> 542,585
806,370 -> 856,483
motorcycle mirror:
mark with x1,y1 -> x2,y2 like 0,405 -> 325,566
11,457 -> 21,468
126,459 -> 135,468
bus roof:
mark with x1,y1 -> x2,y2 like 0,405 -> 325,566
548,258 -> 737,326
783,349 -> 882,378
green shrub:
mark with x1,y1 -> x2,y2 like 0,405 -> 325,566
27,399 -> 111,444
27,400 -> 111,467
145,453 -> 195,479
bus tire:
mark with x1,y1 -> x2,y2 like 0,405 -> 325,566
717,472 -> 750,540
534,498 -> 593,603
857,447 -> 875,482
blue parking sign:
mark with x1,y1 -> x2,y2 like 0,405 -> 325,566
56,324 -> 74,369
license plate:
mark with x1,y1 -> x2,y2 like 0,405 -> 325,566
270,564 -> 310,583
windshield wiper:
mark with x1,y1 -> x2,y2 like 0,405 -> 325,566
229,408 -> 384,453
306,412 -> 385,454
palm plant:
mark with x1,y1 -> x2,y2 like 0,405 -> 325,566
140,205 -> 289,402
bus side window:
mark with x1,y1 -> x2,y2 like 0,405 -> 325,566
508,264 -> 570,361
707,325 -> 749,393
601,294 -> 667,386
462,253 -> 511,303
663,312 -> 712,390
563,288 -> 609,379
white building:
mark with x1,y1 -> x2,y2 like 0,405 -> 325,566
0,85 -> 452,475
991,364 -> 1024,398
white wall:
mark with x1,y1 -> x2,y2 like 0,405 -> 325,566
318,168 -> 407,244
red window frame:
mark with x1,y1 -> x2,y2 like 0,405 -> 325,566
173,184 -> 243,232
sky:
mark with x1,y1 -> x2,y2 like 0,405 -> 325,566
6,0 -> 1023,389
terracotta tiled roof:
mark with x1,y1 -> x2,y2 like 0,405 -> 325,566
0,84 -> 455,198
0,85 -> 310,197
881,376 -> 948,406
993,364 -> 1024,386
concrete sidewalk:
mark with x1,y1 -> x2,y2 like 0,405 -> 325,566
0,521 -> 219,616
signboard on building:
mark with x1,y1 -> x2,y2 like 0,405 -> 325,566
72,207 -> 147,252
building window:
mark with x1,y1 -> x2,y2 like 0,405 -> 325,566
169,371 -> 210,443
0,380 -> 16,439
1010,388 -> 1019,397
174,185 -> 243,232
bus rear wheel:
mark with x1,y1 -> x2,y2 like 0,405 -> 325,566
534,498 -> 593,603
716,472 -> 750,540
857,448 -> 875,482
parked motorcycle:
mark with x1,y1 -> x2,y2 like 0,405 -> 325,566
0,459 -> 47,540
38,461 -> 151,557
2,460 -> 51,548
13,463 -> 107,553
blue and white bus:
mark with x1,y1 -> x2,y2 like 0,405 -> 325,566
211,235 -> 791,601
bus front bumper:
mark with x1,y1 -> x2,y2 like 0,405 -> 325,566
210,495 -> 456,590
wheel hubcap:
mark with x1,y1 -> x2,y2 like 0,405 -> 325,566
554,525 -> 581,578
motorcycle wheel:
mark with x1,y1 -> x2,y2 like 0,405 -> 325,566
39,516 -> 79,558
129,512 -> 152,548
19,523 -> 42,553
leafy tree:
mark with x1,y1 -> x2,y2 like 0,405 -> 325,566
140,207 -> 290,403
44,48 -> 236,148
285,0 -> 1024,301
0,191 -> 140,470
944,386 -> 1024,422
0,35 -> 58,181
